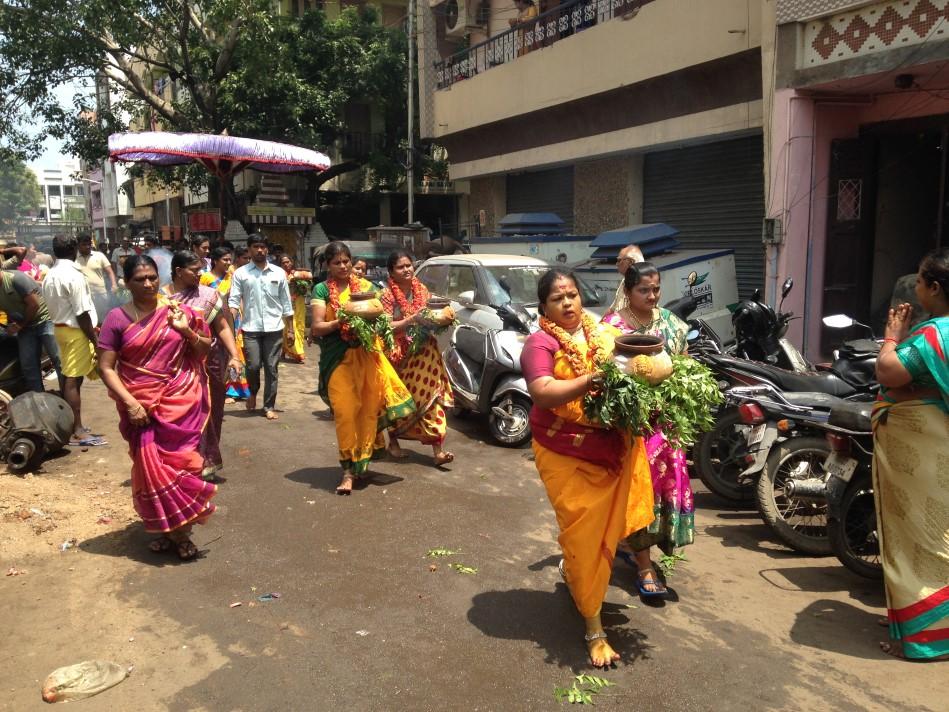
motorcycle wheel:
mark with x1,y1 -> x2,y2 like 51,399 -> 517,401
828,471 -> 883,579
488,394 -> 532,448
694,409 -> 756,505
756,437 -> 832,555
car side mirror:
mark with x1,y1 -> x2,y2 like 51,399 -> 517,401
456,290 -> 475,306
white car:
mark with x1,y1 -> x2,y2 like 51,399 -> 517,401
414,254 -> 606,332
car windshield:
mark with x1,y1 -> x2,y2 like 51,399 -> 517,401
482,265 -> 602,307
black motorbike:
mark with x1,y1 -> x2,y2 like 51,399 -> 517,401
723,384 -> 843,554
691,314 -> 880,504
805,401 -> 881,579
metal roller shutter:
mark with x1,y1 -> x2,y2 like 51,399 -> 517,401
644,135 -> 765,298
506,166 -> 575,232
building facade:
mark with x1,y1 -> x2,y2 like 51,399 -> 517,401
418,0 -> 769,296
32,160 -> 88,227
766,0 -> 949,357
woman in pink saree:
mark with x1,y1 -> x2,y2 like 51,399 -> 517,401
98,255 -> 217,560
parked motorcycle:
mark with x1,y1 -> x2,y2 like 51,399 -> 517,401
723,384 -> 843,554
801,401 -> 882,578
0,391 -> 74,473
444,302 -> 533,447
691,314 -> 880,504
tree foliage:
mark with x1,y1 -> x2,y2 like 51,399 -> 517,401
0,159 -> 42,230
0,1 -> 411,195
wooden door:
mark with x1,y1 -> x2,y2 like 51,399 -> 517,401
821,138 -> 877,351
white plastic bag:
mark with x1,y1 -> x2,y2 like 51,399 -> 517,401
42,660 -> 130,703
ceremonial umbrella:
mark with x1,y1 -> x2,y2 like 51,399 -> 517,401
107,131 -> 332,225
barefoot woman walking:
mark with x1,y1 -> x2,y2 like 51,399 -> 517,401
311,242 -> 415,494
521,270 -> 654,667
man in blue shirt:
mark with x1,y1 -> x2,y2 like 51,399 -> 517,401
228,234 -> 294,420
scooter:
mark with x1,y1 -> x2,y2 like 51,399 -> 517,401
443,303 -> 534,447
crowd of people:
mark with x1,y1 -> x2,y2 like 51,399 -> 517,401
1,230 -> 945,666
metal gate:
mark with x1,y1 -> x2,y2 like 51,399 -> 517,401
506,166 -> 575,232
644,135 -> 765,297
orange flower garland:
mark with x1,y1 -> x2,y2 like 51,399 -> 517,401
388,277 -> 427,317
380,277 -> 428,362
539,313 -> 608,376
328,274 -> 363,343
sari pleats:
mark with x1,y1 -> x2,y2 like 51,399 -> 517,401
390,337 -> 454,445
113,305 -> 216,533
873,400 -> 949,659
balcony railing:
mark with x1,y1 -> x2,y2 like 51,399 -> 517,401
434,0 -> 656,91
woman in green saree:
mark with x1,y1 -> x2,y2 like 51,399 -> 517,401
873,248 -> 949,661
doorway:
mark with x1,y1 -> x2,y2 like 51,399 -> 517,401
822,115 -> 947,349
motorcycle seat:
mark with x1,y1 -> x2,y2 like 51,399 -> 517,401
831,358 -> 877,389
710,355 -> 858,397
783,392 -> 847,410
839,339 -> 880,357
828,401 -> 873,432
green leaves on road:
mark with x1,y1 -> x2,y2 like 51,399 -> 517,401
426,548 -> 477,575
554,675 -> 616,705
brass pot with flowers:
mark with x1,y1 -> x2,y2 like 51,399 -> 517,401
338,292 -> 394,353
419,297 -> 456,328
612,334 -> 674,386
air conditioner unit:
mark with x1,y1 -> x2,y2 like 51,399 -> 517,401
444,0 -> 484,38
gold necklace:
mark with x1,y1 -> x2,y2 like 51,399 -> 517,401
623,307 -> 656,331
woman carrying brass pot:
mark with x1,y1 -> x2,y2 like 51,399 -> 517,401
602,261 -> 691,598
310,242 -> 415,494
380,250 -> 456,466
522,269 -> 654,668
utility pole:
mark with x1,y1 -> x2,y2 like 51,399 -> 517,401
407,0 -> 415,225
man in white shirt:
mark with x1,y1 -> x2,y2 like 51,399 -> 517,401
76,234 -> 117,321
228,234 -> 293,420
610,243 -> 645,313
43,235 -> 101,444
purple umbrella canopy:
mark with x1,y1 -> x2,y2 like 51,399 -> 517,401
108,132 -> 331,175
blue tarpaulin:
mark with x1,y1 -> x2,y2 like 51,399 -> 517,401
588,223 -> 680,258
497,212 -> 567,235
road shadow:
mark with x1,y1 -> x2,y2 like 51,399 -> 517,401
790,598 -> 886,659
702,522 -> 823,560
285,466 -> 405,494
77,521 -> 215,567
759,566 -> 884,607
691,490 -> 755,512
471,587 -> 645,666
467,585 -> 652,669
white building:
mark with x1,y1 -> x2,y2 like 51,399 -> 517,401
32,159 -> 88,226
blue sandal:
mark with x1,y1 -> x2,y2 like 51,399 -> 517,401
636,567 -> 667,597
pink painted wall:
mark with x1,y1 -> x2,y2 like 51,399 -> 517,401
768,88 -> 949,360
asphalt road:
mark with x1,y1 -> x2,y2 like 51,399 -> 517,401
1,350 -> 946,711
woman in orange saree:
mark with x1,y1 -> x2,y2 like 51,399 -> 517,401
522,269 -> 654,668
97,255 -> 217,560
311,242 -> 415,494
